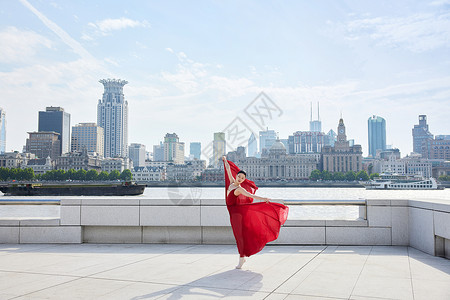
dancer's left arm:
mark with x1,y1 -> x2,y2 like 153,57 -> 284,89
222,156 -> 236,185
236,187 -> 270,203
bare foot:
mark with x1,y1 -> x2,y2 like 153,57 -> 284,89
236,257 -> 246,269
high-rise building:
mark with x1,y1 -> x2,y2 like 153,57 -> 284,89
290,131 -> 328,153
71,123 -> 104,157
26,131 -> 60,159
0,107 -> 5,154
153,142 -> 164,161
422,135 -> 450,160
212,132 -> 226,167
190,142 -> 201,160
247,133 -> 258,157
38,107 -> 71,155
412,115 -> 433,156
129,143 -> 146,167
322,118 -> 363,173
309,102 -> 322,132
97,79 -> 128,158
368,115 -> 386,158
327,129 -> 337,147
259,129 -> 277,153
164,133 -> 184,164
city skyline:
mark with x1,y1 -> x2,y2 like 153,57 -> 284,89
1,1 -> 449,156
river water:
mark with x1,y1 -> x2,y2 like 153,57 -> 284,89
1,187 -> 449,220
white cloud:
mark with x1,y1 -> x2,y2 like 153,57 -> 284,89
89,17 -> 149,34
0,26 -> 52,63
341,12 -> 450,52
429,0 -> 450,6
104,57 -> 119,66
19,0 -> 97,62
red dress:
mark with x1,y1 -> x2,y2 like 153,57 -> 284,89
224,160 -> 289,257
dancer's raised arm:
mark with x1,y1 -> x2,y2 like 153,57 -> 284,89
236,186 -> 270,203
222,156 -> 236,185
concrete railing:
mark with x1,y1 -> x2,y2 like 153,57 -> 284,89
0,198 -> 449,259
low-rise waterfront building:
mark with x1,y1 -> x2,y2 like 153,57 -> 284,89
201,167 -> 224,182
231,140 -> 318,180
378,155 -> 406,175
166,160 -> 206,181
26,157 -> 54,175
372,153 -> 433,178
403,154 -> 432,178
0,152 -> 36,168
145,161 -> 170,168
132,166 -> 165,182
101,157 -> 132,173
56,151 -> 102,172
377,148 -> 401,160
433,161 -> 450,178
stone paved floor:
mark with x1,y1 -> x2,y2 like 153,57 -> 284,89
0,244 -> 449,300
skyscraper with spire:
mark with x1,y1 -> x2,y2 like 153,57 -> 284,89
97,79 -> 129,158
309,102 -> 321,132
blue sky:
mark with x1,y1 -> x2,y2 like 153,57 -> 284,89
1,0 -> 449,157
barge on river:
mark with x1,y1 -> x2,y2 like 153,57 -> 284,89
0,182 -> 146,196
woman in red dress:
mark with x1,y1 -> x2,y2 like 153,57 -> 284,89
222,156 -> 289,269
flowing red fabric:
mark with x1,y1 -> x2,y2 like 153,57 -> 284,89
224,160 -> 289,257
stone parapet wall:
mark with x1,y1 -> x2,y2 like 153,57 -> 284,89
1,198 -> 449,258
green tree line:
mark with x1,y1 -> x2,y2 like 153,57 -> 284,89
438,175 -> 450,181
309,169 -> 377,181
0,167 -> 133,181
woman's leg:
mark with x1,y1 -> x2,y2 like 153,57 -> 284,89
236,256 -> 246,269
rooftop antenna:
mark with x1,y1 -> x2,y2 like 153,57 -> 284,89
317,101 -> 320,121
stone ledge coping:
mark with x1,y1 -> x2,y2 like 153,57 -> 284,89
61,198 -> 369,206
1,218 -> 368,228
284,219 -> 368,227
0,218 -> 60,226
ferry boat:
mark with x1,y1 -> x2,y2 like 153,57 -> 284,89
362,173 -> 443,190
0,181 -> 146,196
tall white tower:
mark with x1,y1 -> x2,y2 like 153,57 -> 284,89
97,79 -> 128,158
